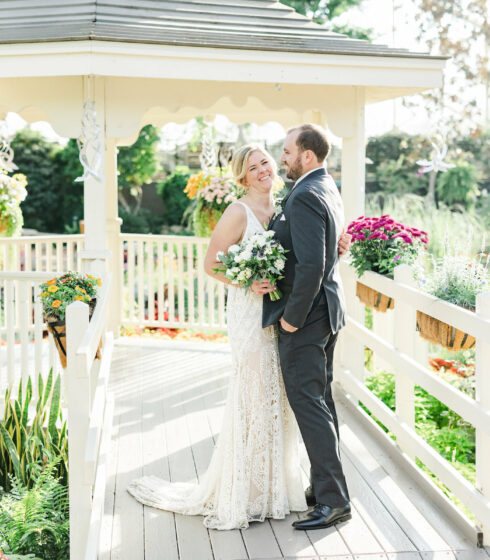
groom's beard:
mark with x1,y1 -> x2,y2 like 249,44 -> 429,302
285,156 -> 304,181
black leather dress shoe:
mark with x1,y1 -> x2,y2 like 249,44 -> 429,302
293,503 -> 352,530
304,486 -> 316,507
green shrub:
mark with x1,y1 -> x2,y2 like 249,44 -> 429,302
0,371 -> 68,492
436,162 -> 480,209
156,167 -> 191,226
0,458 -> 69,560
119,206 -> 165,234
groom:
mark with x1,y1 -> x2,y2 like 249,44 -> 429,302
260,124 -> 351,530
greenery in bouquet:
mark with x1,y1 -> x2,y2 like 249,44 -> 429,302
0,168 -> 27,237
39,272 -> 100,321
214,230 -> 287,301
417,239 -> 488,310
347,214 -> 428,278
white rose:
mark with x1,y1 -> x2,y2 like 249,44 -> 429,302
265,230 -> 275,238
228,244 -> 240,253
216,251 -> 225,260
274,259 -> 285,270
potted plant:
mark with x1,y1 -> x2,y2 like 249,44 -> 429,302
416,250 -> 488,350
39,272 -> 101,367
183,167 -> 239,237
0,168 -> 27,237
347,214 -> 428,312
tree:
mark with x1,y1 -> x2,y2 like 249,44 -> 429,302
117,124 -> 161,212
10,128 -> 61,233
414,0 -> 489,134
281,0 -> 373,40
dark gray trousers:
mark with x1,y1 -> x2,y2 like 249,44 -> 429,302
277,294 -> 350,508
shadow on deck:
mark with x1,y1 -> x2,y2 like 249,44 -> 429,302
98,339 -> 489,560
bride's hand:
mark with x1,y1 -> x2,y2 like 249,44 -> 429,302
250,279 -> 275,295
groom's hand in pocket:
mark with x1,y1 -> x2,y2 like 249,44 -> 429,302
250,279 -> 275,295
279,316 -> 298,333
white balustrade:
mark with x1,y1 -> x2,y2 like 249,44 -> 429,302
120,234 -> 227,330
338,261 -> 490,546
0,271 -> 65,395
0,235 -> 84,273
65,270 -> 114,560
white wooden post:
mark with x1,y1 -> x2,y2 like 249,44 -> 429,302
5,280 -> 15,388
372,307 -> 394,373
475,290 -> 490,545
66,301 -> 91,560
393,264 -> 417,459
18,280 -> 30,388
340,265 -> 365,383
105,138 -> 122,336
340,86 -> 365,225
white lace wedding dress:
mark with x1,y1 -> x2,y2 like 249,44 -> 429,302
127,201 -> 307,529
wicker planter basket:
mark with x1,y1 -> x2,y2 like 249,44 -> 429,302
46,299 -> 102,368
356,282 -> 394,313
416,310 -> 476,351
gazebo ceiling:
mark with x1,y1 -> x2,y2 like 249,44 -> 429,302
0,0 -> 444,60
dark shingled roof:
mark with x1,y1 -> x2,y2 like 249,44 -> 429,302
0,0 -> 442,59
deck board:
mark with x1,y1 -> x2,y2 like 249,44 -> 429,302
99,340 -> 485,560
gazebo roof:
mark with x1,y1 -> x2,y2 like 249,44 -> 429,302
0,0 -> 443,60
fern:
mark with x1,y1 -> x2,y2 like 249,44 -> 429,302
0,458 -> 69,560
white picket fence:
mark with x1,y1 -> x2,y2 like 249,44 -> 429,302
0,234 -> 84,272
121,233 -> 227,330
0,266 -> 114,560
0,271 -> 64,394
338,261 -> 490,545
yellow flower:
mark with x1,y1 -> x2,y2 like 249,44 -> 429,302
74,295 -> 85,301
47,285 -> 59,293
41,292 -> 49,297
97,278 -> 102,286
51,300 -> 61,308
46,279 -> 57,286
75,286 -> 87,294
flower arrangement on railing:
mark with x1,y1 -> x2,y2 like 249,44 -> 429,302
184,167 -> 239,237
39,272 -> 101,367
347,214 -> 428,312
0,168 -> 27,237
415,248 -> 488,350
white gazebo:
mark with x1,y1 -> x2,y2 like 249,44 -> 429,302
5,4 -> 490,560
0,0 -> 446,330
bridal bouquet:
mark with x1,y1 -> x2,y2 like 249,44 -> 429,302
214,230 -> 287,301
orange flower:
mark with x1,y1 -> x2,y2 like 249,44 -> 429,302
75,286 -> 87,294
51,300 -> 62,308
74,295 -> 85,301
48,285 -> 59,293
46,279 -> 57,285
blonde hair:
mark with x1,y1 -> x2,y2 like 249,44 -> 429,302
231,144 -> 278,186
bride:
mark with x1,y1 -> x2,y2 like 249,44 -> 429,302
128,144 -> 342,529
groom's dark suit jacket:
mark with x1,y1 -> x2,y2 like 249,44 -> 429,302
262,167 -> 346,333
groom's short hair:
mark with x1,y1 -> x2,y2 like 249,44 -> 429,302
288,124 -> 330,162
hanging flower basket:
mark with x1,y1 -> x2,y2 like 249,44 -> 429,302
356,282 -> 394,313
416,310 -> 475,351
39,273 -> 103,368
45,298 -> 102,368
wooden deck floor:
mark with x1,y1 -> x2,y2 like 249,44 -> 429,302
99,339 -> 489,560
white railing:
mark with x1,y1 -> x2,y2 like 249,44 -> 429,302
121,234 -> 227,330
0,271 -> 65,394
65,270 -> 114,560
0,234 -> 84,273
338,261 -> 490,546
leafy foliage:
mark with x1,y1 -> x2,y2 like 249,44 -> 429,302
0,458 -> 69,560
0,371 -> 68,493
364,370 -> 475,479
118,125 -> 161,212
10,129 -> 60,233
281,0 -> 373,39
156,167 -> 191,226
435,161 -> 480,209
